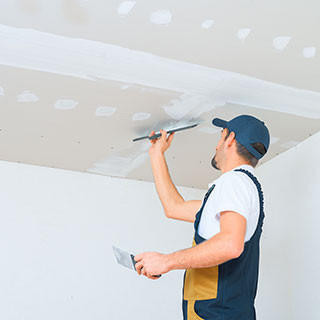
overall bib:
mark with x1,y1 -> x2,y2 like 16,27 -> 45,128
182,169 -> 265,320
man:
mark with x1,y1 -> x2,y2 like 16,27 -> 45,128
135,114 -> 270,319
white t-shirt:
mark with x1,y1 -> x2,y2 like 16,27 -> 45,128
198,164 -> 260,242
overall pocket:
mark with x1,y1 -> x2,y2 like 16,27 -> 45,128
183,265 -> 219,301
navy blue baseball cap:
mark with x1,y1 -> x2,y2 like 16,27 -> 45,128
212,115 -> 270,160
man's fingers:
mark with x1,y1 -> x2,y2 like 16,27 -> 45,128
167,132 -> 174,144
149,130 -> 157,144
160,129 -> 167,142
141,267 -> 147,277
135,261 -> 143,275
148,129 -> 173,149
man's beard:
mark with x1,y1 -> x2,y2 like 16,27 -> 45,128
211,154 -> 220,170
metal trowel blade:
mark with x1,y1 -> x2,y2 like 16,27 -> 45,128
112,246 -> 136,271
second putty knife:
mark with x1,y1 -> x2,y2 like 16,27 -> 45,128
112,246 -> 161,278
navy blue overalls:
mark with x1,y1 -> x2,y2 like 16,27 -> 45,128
182,169 -> 265,320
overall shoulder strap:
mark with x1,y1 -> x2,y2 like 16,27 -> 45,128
234,168 -> 265,238
194,183 -> 216,232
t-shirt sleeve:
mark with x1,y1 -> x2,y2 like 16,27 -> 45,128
211,172 -> 253,221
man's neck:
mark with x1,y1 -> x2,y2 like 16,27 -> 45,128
221,161 -> 251,174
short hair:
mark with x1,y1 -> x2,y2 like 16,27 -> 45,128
223,128 -> 266,168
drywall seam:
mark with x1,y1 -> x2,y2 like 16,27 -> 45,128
0,24 -> 320,119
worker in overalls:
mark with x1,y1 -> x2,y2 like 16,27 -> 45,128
135,114 -> 270,319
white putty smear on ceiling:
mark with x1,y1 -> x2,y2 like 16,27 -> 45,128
121,84 -> 130,90
162,94 -> 224,120
0,86 -> 4,96
165,119 -> 204,131
280,140 -> 300,149
88,141 -> 150,177
303,47 -> 316,58
201,20 -> 214,29
17,90 -> 39,102
273,36 -> 291,51
95,106 -> 116,117
1,24 -> 320,119
270,136 -> 280,145
117,1 -> 136,16
89,119 -> 202,177
150,10 -> 172,25
198,126 -> 220,134
54,99 -> 78,110
132,112 -> 151,121
237,28 -> 251,41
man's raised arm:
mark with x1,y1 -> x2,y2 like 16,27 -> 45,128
148,129 -> 201,222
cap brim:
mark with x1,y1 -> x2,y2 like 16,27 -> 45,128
212,118 -> 228,128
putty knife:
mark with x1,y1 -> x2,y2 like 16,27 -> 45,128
132,123 -> 198,142
112,245 -> 161,278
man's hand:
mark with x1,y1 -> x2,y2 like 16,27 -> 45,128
134,252 -> 172,280
149,129 -> 174,156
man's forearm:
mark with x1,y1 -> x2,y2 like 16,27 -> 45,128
167,232 -> 242,270
150,152 -> 184,214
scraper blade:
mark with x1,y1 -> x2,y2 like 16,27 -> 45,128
132,123 -> 198,142
112,245 -> 136,271
112,245 -> 161,277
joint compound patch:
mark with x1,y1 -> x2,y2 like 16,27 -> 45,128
54,99 -> 78,110
17,90 -> 39,102
132,112 -> 151,121
273,36 -> 291,51
237,28 -> 251,41
303,47 -> 316,58
95,106 -> 116,117
117,1 -> 136,16
150,10 -> 172,25
201,20 -> 214,29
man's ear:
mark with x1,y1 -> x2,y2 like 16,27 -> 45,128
226,131 -> 236,147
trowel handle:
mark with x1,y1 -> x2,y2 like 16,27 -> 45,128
149,132 -> 162,140
131,254 -> 162,278
133,132 -> 165,142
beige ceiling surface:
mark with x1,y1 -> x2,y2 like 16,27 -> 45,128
0,0 -> 319,189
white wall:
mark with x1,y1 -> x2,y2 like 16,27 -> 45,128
1,131 -> 320,320
0,161 -> 204,320
256,130 -> 320,320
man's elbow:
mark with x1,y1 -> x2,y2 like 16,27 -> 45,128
164,201 -> 182,219
227,240 -> 244,259
164,208 -> 176,219
164,210 -> 173,219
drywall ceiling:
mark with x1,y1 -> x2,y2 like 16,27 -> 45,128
0,0 -> 319,189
